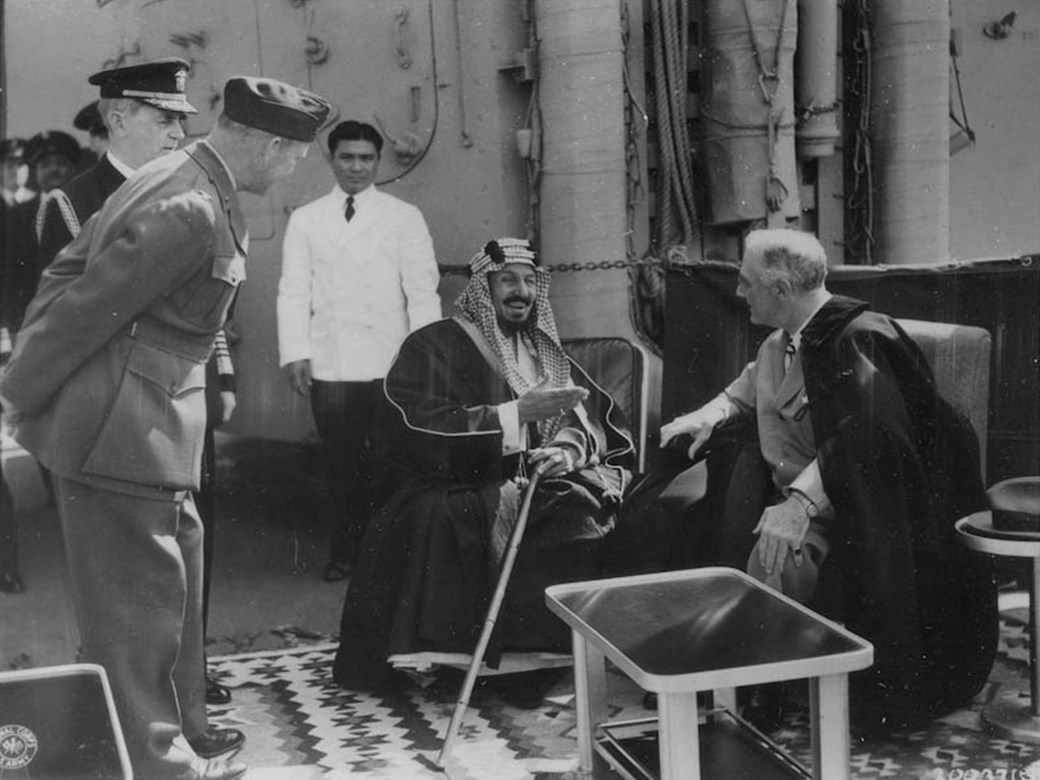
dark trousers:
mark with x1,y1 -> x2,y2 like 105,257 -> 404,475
311,379 -> 392,565
197,425 -> 217,631
54,476 -> 206,777
718,444 -> 835,606
2,395 -> 20,579
0,465 -> 17,577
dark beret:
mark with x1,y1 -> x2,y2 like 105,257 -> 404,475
222,77 -> 332,143
88,57 -> 196,114
25,131 -> 80,166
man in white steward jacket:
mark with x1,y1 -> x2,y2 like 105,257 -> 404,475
277,119 -> 441,582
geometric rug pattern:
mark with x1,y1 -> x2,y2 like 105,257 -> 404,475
209,608 -> 1040,779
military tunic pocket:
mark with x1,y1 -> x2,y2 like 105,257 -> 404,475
167,251 -> 247,328
81,340 -> 208,490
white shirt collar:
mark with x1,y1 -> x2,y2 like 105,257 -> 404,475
335,183 -> 375,206
105,151 -> 137,178
788,292 -> 832,347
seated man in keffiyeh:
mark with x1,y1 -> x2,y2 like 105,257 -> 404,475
332,237 -> 636,702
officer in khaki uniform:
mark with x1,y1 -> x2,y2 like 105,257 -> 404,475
34,57 -> 246,760
0,76 -> 331,780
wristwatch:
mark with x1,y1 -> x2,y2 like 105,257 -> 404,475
789,488 -> 820,519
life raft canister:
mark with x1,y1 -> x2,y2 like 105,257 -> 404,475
702,0 -> 800,225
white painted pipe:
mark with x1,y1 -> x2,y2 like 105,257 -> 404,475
796,0 -> 840,157
701,0 -> 800,225
870,0 -> 951,264
536,0 -> 635,340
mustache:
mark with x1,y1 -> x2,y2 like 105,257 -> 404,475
504,296 -> 533,306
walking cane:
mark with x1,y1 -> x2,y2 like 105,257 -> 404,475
436,467 -> 544,771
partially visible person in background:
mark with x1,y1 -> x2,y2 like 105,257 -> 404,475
0,193 -> 23,594
0,448 -> 20,593
73,99 -> 110,170
3,130 -> 80,332
2,131 -> 81,514
1,138 -> 34,206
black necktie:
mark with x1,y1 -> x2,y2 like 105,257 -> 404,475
344,196 -> 356,222
784,333 -> 797,373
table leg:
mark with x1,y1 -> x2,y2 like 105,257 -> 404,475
658,692 -> 700,780
1031,555 -> 1040,716
809,674 -> 850,780
713,686 -> 737,714
573,629 -> 607,776
983,556 -> 1040,742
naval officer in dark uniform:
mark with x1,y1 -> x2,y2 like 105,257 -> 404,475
36,58 -> 194,269
0,76 -> 331,780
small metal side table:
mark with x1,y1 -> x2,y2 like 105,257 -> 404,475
545,567 -> 873,780
956,511 -> 1040,743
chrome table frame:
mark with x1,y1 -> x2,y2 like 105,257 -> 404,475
546,567 -> 874,780
957,511 -> 1040,743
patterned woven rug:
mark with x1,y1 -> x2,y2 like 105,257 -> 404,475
208,604 -> 1040,779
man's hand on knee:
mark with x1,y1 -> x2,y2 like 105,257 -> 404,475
753,498 -> 811,575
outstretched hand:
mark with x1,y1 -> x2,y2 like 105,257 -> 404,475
517,378 -> 588,424
659,406 -> 726,460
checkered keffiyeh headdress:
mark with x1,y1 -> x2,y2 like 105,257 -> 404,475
455,238 -> 572,442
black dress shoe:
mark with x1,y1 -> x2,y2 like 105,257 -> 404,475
323,560 -> 351,582
188,726 -> 245,759
206,676 -> 232,705
0,571 -> 25,594
738,683 -> 787,733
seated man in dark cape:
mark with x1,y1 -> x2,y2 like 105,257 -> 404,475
333,237 -> 636,696
660,228 -> 997,732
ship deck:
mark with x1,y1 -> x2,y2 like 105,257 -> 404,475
2,433 -> 1036,779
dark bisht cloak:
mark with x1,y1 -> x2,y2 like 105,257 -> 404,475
801,296 -> 996,731
333,318 -> 634,690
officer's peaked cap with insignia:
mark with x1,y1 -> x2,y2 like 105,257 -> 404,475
88,57 -> 197,114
